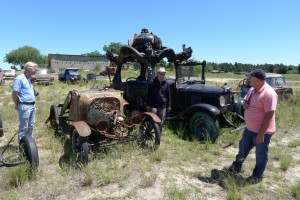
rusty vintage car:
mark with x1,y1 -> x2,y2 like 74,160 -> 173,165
31,69 -> 55,85
238,72 -> 293,100
3,69 -> 17,80
46,87 -> 161,164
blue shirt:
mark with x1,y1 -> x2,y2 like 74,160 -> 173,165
12,74 -> 35,102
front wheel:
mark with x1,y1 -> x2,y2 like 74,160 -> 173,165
19,135 -> 39,168
71,129 -> 89,165
49,104 -> 59,130
189,112 -> 220,141
138,116 -> 161,150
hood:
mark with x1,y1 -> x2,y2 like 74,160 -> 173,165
178,83 -> 229,95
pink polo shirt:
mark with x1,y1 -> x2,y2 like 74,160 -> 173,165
244,82 -> 278,134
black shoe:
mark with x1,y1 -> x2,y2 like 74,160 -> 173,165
246,175 -> 263,184
224,164 -> 241,173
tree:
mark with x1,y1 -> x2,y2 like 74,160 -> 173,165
81,50 -> 104,57
102,42 -> 126,54
4,46 -> 46,69
276,64 -> 287,74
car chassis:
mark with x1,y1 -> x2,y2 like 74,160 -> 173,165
46,87 -> 162,164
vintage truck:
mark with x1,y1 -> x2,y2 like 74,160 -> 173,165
106,28 -> 243,141
58,68 -> 81,82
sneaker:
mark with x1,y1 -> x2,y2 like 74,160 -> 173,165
246,175 -> 263,184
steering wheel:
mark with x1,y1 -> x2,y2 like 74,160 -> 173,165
126,77 -> 137,82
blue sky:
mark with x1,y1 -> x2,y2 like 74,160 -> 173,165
0,0 -> 299,70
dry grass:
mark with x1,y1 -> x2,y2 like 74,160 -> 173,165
1,75 -> 300,200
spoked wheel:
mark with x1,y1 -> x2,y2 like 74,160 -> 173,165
71,129 -> 89,165
49,104 -> 59,130
19,135 -> 39,168
189,112 -> 220,142
138,116 -> 161,150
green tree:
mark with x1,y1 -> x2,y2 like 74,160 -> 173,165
4,46 -> 46,69
297,64 -> 300,74
102,42 -> 126,54
81,50 -> 104,57
276,64 -> 287,74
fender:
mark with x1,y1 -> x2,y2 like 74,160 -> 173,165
143,112 -> 162,123
169,103 -> 220,120
71,121 -> 91,137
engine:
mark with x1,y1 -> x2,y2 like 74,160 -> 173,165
87,97 -> 140,138
128,28 -> 162,52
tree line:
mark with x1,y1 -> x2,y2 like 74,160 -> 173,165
3,45 -> 300,74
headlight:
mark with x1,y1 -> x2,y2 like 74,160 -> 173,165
233,93 -> 239,104
219,96 -> 226,106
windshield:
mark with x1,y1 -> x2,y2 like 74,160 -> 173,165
4,70 -> 15,74
266,77 -> 286,87
66,69 -> 79,75
177,64 -> 203,84
35,69 -> 50,75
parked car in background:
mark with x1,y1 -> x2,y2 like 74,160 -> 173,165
238,73 -> 293,100
58,68 -> 81,82
83,73 -> 106,82
31,69 -> 55,85
3,69 -> 16,80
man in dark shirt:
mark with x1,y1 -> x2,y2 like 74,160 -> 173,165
146,67 -> 171,131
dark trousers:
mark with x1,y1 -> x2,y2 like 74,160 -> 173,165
232,128 -> 273,178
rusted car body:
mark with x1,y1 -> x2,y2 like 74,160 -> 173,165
46,87 -> 161,164
31,69 -> 54,85
3,69 -> 16,80
238,73 -> 293,100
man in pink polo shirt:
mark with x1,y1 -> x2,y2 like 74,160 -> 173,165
227,69 -> 278,183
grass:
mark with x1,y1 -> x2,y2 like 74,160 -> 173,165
292,182 -> 300,200
0,74 -> 300,199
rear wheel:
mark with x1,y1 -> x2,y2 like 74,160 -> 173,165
19,135 -> 39,168
138,116 -> 161,150
189,112 -> 220,141
71,129 -> 89,165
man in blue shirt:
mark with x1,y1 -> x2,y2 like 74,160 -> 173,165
12,61 -> 38,144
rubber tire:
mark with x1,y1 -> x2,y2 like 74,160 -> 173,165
71,129 -> 89,165
189,112 -> 220,141
49,104 -> 59,129
138,116 -> 161,150
19,135 -> 39,167
0,113 -> 3,137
